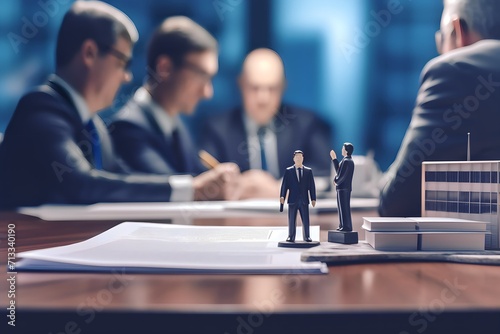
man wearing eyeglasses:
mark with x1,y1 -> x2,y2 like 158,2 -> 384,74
110,16 -> 240,201
0,1 -> 202,208
379,0 -> 500,217
200,48 -> 332,198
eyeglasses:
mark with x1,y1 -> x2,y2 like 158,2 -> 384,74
242,82 -> 284,94
105,47 -> 133,70
181,62 -> 214,83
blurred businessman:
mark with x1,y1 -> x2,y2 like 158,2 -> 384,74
379,0 -> 500,216
109,16 -> 240,200
0,1 -> 237,208
200,48 -> 332,197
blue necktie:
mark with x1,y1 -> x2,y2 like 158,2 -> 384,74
257,126 -> 268,171
85,118 -> 102,170
298,167 -> 302,183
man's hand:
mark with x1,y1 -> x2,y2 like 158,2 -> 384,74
330,149 -> 336,160
193,163 -> 240,201
280,197 -> 285,204
237,169 -> 280,199
311,200 -> 316,207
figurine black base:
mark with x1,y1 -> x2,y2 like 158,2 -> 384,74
278,240 -> 320,248
328,230 -> 358,244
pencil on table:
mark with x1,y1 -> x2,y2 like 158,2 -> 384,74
199,150 -> 220,169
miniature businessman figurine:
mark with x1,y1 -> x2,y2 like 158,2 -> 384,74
330,143 -> 355,231
280,150 -> 316,243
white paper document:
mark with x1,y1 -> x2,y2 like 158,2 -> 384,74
18,198 -> 379,221
17,223 -> 328,274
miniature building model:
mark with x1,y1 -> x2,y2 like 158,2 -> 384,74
422,161 -> 499,249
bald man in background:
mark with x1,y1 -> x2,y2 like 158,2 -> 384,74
201,48 -> 332,197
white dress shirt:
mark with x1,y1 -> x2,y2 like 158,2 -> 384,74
243,113 -> 280,178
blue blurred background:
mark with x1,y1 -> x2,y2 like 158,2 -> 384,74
0,0 -> 443,170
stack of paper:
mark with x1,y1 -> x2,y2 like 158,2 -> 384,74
362,217 -> 489,251
17,223 -> 328,274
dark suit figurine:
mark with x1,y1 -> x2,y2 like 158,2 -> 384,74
331,143 -> 355,232
280,150 -> 316,242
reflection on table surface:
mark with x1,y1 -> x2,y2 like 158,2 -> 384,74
1,209 -> 500,333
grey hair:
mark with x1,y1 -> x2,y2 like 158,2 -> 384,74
444,0 -> 500,39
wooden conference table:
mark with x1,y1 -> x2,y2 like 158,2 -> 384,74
1,208 -> 500,334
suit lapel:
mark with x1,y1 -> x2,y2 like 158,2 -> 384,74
46,80 -> 114,170
174,122 -> 192,173
288,168 -> 299,198
141,105 -> 165,138
299,168 -> 307,192
292,167 -> 301,190
142,106 -> 196,174
233,108 -> 250,171
141,106 -> 181,171
46,80 -> 80,124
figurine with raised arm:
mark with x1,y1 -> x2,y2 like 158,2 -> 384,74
278,150 -> 319,248
329,143 -> 358,244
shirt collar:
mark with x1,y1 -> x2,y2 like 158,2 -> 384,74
50,74 -> 92,124
134,87 -> 178,137
244,112 -> 272,136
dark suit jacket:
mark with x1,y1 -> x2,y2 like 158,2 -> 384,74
110,93 -> 206,175
333,156 -> 354,191
379,39 -> 500,217
0,79 -> 173,208
200,104 -> 332,177
280,166 -> 316,205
